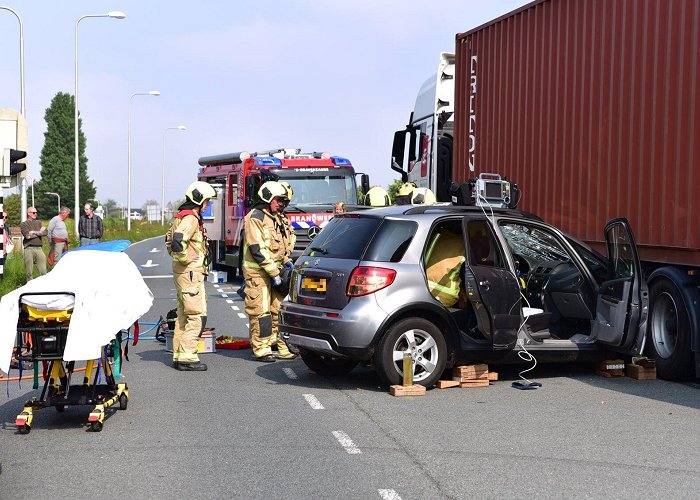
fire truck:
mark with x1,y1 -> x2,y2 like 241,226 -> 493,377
197,148 -> 369,278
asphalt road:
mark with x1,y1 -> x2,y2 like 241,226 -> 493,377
1,236 -> 699,499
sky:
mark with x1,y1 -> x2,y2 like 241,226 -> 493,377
0,0 -> 531,210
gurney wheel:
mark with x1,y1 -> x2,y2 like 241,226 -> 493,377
90,421 -> 103,432
18,424 -> 31,435
118,394 -> 128,410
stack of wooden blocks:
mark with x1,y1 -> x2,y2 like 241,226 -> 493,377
626,358 -> 657,380
437,363 -> 497,389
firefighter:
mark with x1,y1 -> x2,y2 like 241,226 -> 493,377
395,182 -> 417,205
279,181 -> 296,261
243,181 -> 297,362
364,186 -> 391,207
411,187 -> 437,205
165,181 -> 216,371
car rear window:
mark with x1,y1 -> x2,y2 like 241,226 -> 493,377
304,216 -> 381,259
364,219 -> 417,262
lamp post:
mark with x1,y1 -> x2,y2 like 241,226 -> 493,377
161,125 -> 187,224
127,90 -> 160,230
45,192 -> 60,214
74,11 -> 126,237
0,6 -> 27,221
24,173 -> 35,206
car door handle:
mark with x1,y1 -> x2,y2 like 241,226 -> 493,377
479,280 -> 491,290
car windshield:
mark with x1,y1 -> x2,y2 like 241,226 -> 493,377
280,175 -> 358,205
304,216 -> 381,259
499,222 -> 570,262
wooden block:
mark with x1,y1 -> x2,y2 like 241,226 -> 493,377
459,379 -> 490,388
453,372 -> 489,382
390,384 -> 427,396
487,371 -> 498,381
452,363 -> 489,379
626,363 -> 656,380
595,359 -> 625,377
437,380 -> 461,389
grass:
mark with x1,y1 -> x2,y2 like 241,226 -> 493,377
0,217 -> 167,298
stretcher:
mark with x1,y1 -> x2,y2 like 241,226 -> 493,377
13,291 -> 129,433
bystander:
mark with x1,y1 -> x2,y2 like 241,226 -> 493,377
20,207 -> 47,281
48,206 -> 71,264
78,202 -> 103,246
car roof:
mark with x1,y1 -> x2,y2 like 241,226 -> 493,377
346,203 -> 542,222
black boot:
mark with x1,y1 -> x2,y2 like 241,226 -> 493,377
176,361 -> 208,371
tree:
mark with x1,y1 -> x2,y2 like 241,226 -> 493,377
1,194 -> 21,226
102,198 -> 120,218
35,92 -> 96,218
387,179 -> 404,205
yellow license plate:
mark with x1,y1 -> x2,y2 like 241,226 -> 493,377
301,277 -> 327,292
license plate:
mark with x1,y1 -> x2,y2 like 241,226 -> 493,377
301,277 -> 327,292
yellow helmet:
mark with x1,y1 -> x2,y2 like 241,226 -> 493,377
364,186 -> 390,207
258,181 -> 288,203
411,187 -> 437,205
185,181 -> 216,206
397,182 -> 417,196
280,181 -> 294,201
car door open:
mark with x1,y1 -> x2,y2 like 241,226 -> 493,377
590,218 -> 647,353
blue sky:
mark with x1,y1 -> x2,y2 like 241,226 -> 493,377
1,0 -> 530,208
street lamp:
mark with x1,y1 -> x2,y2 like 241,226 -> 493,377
45,192 -> 60,214
0,6 -> 27,221
74,10 -> 126,237
24,173 -> 36,206
162,125 -> 187,224
127,90 -> 160,230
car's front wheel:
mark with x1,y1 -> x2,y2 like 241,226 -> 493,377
300,350 -> 359,377
375,317 -> 447,388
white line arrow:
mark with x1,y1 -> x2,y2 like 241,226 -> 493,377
149,248 -> 160,253
142,259 -> 159,268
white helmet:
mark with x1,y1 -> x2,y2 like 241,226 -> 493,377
411,187 -> 437,205
185,181 -> 216,206
258,181 -> 288,203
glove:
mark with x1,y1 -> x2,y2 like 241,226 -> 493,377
284,261 -> 294,269
272,275 -> 282,287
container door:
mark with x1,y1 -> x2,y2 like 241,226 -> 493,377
462,217 -> 521,350
590,218 -> 647,352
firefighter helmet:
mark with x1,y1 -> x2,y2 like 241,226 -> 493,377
396,182 -> 417,205
185,181 -> 216,206
280,181 -> 294,201
258,181 -> 288,203
411,187 -> 437,205
364,186 -> 390,207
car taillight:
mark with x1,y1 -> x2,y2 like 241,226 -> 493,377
347,266 -> 396,297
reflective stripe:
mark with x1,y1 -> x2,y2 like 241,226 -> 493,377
428,280 -> 459,298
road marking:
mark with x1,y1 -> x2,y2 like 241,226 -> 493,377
246,323 -> 249,328
332,431 -> 361,454
149,248 -> 160,253
221,293 -> 228,297
237,313 -> 246,319
213,284 -> 220,288
226,299 -> 234,304
231,305 -> 239,311
142,275 -> 173,279
282,367 -> 298,380
303,394 -> 324,409
378,490 -> 402,500
142,259 -> 158,268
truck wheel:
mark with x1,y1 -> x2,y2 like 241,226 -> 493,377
647,278 -> 694,380
375,317 -> 447,388
300,351 -> 358,377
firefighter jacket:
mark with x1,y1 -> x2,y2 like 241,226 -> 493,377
166,211 -> 209,274
279,213 -> 295,263
424,229 -> 465,308
243,206 -> 285,277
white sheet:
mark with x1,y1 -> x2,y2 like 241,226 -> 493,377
0,250 -> 154,373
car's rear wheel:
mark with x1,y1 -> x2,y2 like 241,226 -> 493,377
300,350 -> 359,377
375,317 -> 447,388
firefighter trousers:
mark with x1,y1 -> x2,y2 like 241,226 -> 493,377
173,270 -> 208,363
244,268 -> 291,358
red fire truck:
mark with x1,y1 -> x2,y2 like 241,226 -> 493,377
197,148 -> 369,277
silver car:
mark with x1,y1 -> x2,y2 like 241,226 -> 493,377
280,205 -> 647,388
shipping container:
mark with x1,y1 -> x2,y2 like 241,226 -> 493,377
453,0 -> 700,266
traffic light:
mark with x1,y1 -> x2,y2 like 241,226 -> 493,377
1,148 -> 27,176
